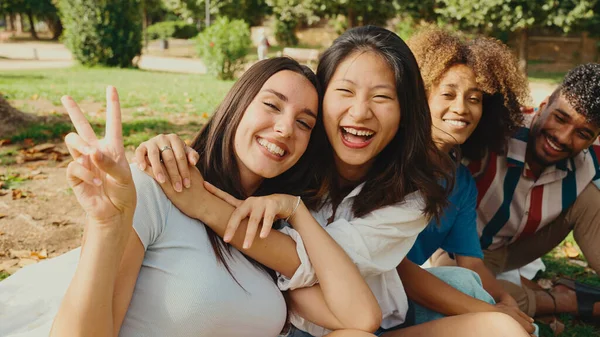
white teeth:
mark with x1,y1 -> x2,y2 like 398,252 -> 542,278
444,119 -> 467,127
342,127 -> 374,137
547,137 -> 562,151
258,138 -> 285,156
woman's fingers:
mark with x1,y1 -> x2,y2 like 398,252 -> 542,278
64,132 -> 93,161
61,96 -> 98,146
146,142 -> 167,184
104,86 -> 124,148
243,202 -> 264,249
134,143 -> 148,171
167,134 -> 191,189
223,202 -> 250,243
203,181 -> 242,207
185,145 -> 199,166
260,202 -> 277,239
158,140 -> 183,192
67,159 -> 101,188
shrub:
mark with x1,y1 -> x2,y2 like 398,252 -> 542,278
58,0 -> 142,67
197,17 -> 251,80
147,21 -> 199,40
274,19 -> 298,46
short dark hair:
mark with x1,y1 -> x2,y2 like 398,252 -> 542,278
308,25 -> 454,220
549,63 -> 600,127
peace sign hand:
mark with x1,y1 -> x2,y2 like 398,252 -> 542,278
62,86 -> 136,228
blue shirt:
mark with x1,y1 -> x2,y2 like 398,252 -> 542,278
407,164 -> 484,265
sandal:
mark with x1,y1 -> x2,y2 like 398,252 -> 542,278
555,277 -> 600,318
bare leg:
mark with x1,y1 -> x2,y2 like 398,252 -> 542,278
381,312 -> 530,337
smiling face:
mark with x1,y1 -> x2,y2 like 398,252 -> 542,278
322,51 -> 401,181
234,70 -> 319,192
527,93 -> 600,174
428,64 -> 483,153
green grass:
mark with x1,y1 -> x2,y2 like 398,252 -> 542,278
7,118 -> 202,146
0,271 -> 9,281
535,239 -> 600,337
0,66 -> 234,115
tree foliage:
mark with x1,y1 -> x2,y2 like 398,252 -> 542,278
162,0 -> 269,26
436,0 -> 596,33
58,0 -> 143,68
196,17 -> 251,80
0,0 -> 63,39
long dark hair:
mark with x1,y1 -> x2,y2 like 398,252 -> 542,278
190,57 -> 322,279
305,26 -> 454,220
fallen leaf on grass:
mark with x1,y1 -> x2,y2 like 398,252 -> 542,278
28,143 -> 56,153
568,259 -> 588,268
0,139 -> 10,146
12,189 -> 34,200
30,249 -> 47,260
562,243 -> 580,258
23,139 -> 35,148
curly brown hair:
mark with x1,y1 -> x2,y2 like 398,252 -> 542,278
408,27 -> 530,160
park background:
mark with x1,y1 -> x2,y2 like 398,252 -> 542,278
1,1 -> 600,336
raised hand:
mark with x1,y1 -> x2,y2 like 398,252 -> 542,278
203,181 -> 301,249
62,86 -> 136,228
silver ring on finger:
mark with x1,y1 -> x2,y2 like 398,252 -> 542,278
159,145 -> 172,154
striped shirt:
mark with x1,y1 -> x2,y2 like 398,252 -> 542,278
467,113 -> 600,250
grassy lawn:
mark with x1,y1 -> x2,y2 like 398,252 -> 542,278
2,66 -> 234,145
1,66 -> 233,115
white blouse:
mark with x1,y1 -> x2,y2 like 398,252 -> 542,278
279,183 -> 428,336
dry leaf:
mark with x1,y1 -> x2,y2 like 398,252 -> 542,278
29,143 -> 55,153
0,190 -> 8,196
568,259 -> 588,268
31,249 -> 47,260
23,138 -> 35,148
12,189 -> 33,200
32,174 -> 48,180
562,245 -> 580,258
0,214 -> 7,219
202,112 -> 209,119
56,159 -> 72,168
9,249 -> 31,259
30,93 -> 39,100
0,139 -> 10,146
185,97 -> 192,103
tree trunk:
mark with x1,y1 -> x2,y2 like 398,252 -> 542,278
46,15 -> 63,40
6,15 -> 14,31
347,7 -> 356,28
15,13 -> 23,33
0,95 -> 38,138
517,28 -> 528,75
26,11 -> 38,40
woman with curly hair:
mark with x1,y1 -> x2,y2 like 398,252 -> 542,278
394,27 -> 539,334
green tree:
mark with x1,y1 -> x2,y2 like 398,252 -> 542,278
162,0 -> 269,26
319,0 -> 397,28
197,17 -> 251,80
0,0 -> 62,39
436,0 -> 596,72
58,0 -> 143,67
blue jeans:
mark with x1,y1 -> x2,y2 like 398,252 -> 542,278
284,267 -> 494,337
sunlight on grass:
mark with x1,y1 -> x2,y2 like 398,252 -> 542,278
0,66 -> 234,114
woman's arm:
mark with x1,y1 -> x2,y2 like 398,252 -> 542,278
51,88 -> 143,337
154,173 -> 381,332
